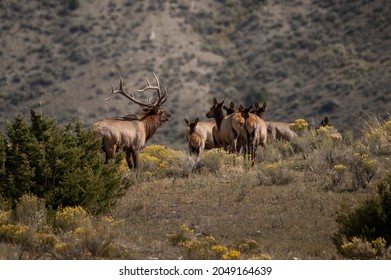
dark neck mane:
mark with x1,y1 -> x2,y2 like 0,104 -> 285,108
214,108 -> 225,131
142,114 -> 161,142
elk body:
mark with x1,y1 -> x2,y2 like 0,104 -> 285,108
185,119 -> 216,150
241,103 -> 268,162
184,118 -> 205,157
265,121 -> 298,142
92,73 -> 170,170
205,98 -> 244,153
250,102 -> 297,142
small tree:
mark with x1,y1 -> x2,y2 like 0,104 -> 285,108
0,110 -> 130,214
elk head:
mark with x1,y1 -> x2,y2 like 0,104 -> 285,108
320,116 -> 331,127
251,102 -> 267,119
206,98 -> 225,119
185,117 -> 199,133
223,101 -> 236,115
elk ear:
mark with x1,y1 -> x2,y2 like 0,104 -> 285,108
238,105 -> 244,113
194,118 -> 199,125
254,102 -> 259,109
230,101 -> 235,109
212,98 -> 218,105
218,98 -> 225,106
184,119 -> 190,126
263,102 -> 267,109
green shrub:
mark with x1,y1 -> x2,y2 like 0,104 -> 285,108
0,110 -> 130,213
333,174 -> 391,255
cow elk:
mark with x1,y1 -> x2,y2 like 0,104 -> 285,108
319,116 -> 331,128
184,118 -> 205,158
223,101 -> 236,115
206,98 -> 244,153
185,118 -> 217,150
92,73 -> 170,170
251,102 -> 297,142
241,103 -> 267,162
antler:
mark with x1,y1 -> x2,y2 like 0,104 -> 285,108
105,73 -> 167,108
137,73 -> 168,106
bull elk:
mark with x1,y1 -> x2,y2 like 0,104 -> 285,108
241,103 -> 268,162
92,73 -> 171,170
205,98 -> 244,153
184,118 -> 205,157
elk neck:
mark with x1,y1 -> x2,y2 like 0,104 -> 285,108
141,114 -> 162,142
214,108 -> 225,131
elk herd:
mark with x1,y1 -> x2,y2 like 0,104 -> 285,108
93,73 -> 332,170
186,97 -> 297,162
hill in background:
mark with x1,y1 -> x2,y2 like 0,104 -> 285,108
1,0 -> 390,148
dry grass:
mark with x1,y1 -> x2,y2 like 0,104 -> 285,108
112,159 -> 371,260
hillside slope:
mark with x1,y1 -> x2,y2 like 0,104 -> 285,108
1,0 -> 390,147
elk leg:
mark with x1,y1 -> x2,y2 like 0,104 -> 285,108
125,148 -> 134,169
131,150 -> 139,169
104,142 -> 116,164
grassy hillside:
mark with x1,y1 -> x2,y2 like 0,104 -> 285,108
1,0 -> 390,148
1,114 -> 391,259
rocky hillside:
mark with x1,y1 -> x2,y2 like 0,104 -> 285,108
1,0 -> 390,148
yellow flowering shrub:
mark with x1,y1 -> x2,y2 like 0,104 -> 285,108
212,245 -> 229,258
237,239 -> 260,252
289,119 -> 308,134
0,196 -> 125,259
169,224 -> 271,260
140,145 -> 184,178
53,211 -> 123,259
167,224 -> 195,246
248,253 -> 272,260
384,120 -> 391,131
362,118 -> 391,155
340,237 -> 391,259
316,126 -> 343,142
179,239 -> 212,260
35,232 -> 61,252
333,164 -> 347,171
222,250 -> 241,260
200,148 -> 244,172
0,210 -> 11,225
0,223 -> 29,244
327,164 -> 348,190
53,206 -> 90,232
351,152 -> 379,189
260,161 -> 295,185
